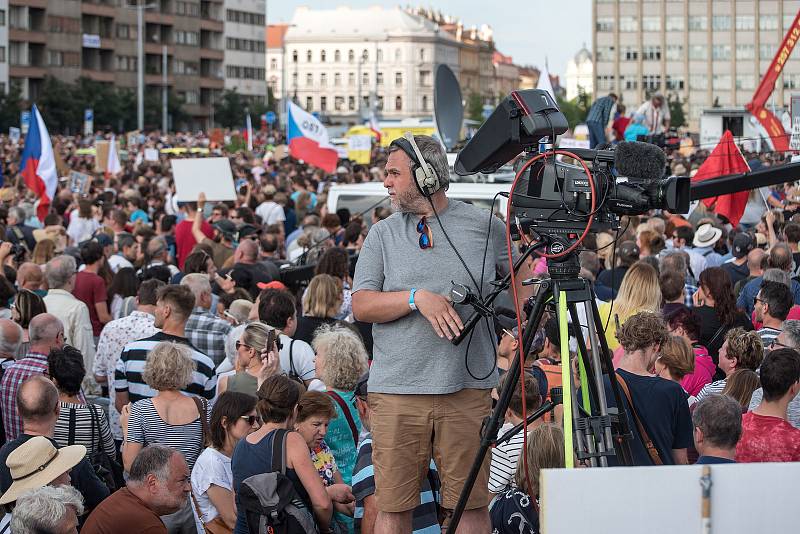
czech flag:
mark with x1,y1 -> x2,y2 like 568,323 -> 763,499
20,104 -> 57,221
287,102 -> 338,173
691,130 -> 751,227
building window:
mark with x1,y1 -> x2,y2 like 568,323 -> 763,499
666,45 -> 683,61
736,44 -> 754,60
419,70 -> 431,86
395,49 -> 401,61
689,73 -> 707,90
395,96 -> 402,111
619,17 -> 637,32
335,96 -> 344,111
395,72 -> 402,86
665,16 -> 683,31
735,15 -> 755,31
641,74 -> 661,91
48,50 -> 63,67
348,50 -> 354,63
362,49 -> 369,61
422,95 -> 428,111
321,50 -> 326,62
621,47 -> 638,61
760,15 -> 779,31
377,95 -> 384,110
0,47 -> 5,63
348,96 -> 355,110
334,73 -> 340,86
737,75 -> 755,90
292,50 -> 297,63
320,73 -> 327,86
320,96 -> 327,111
642,46 -> 661,61
306,50 -> 312,62
688,16 -> 707,31
184,91 -> 199,104
689,45 -> 707,60
225,65 -> 266,79
760,44 -> 777,60
596,17 -> 614,32
226,9 -> 265,25
712,44 -> 731,60
175,31 -> 199,46
596,46 -> 614,62
377,49 -> 383,62
292,72 -> 297,87
334,50 -> 340,62
665,75 -> 684,91
306,96 -> 313,109
226,38 -> 265,52
306,73 -> 312,86
348,72 -> 355,86
362,72 -> 368,85
270,58 -> 277,70
0,10 -> 5,26
419,48 -> 425,61
712,16 -> 731,31
376,72 -> 383,85
712,74 -> 730,90
596,75 -> 615,91
621,75 -> 637,90
642,17 -> 660,32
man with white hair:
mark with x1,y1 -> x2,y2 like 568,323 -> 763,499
42,256 -> 95,373
82,445 -> 190,533
4,206 -> 36,251
181,273 -> 231,366
9,483 -> 84,534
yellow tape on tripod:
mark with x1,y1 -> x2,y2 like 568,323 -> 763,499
558,291 -> 574,468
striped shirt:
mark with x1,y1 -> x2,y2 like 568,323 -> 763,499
692,378 -> 727,405
489,422 -> 525,494
114,332 -> 217,402
352,433 -> 440,534
127,398 -> 205,470
53,401 -> 117,460
757,327 -> 781,349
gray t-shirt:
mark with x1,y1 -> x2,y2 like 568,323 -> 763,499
353,199 -> 511,394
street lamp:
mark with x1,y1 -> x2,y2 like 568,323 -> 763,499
127,1 -> 157,131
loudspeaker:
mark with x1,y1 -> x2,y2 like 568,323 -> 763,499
434,64 -> 464,151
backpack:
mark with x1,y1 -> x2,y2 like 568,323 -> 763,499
238,429 -> 319,534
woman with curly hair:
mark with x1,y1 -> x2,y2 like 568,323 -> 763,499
692,328 -> 763,405
121,341 -> 208,532
693,267 -> 754,364
312,324 -> 368,488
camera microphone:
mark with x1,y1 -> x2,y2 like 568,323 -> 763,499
614,141 -> 667,181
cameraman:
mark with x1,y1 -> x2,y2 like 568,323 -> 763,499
353,135 -> 526,533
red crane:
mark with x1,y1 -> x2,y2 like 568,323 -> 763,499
745,10 -> 800,152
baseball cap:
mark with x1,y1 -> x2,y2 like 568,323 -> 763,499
732,233 -> 755,259
256,280 -> 287,291
213,219 -> 237,240
617,241 -> 640,265
238,223 -> 261,239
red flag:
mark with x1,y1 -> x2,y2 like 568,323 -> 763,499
691,130 -> 751,227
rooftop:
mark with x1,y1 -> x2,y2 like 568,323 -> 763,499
286,6 -> 453,41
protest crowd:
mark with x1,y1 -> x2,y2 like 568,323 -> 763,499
0,115 -> 798,534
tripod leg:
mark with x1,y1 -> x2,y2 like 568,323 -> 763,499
581,299 -> 613,467
556,290 -> 580,469
445,281 -> 552,534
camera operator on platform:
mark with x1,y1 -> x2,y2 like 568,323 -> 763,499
352,134 -> 530,533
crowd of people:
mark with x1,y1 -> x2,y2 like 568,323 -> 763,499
0,124 -> 795,534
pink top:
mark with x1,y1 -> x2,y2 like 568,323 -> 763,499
680,345 -> 715,397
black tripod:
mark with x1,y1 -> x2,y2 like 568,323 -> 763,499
445,252 -> 634,533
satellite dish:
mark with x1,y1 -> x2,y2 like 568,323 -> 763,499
434,64 -> 463,151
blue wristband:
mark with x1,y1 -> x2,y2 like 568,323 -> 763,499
409,288 -> 418,311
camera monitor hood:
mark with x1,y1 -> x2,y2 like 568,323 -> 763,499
454,89 -> 569,176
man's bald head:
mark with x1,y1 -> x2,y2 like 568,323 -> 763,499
16,263 -> 44,290
0,318 -> 22,358
747,248 -> 766,271
769,243 -> 793,272
28,314 -> 64,344
17,375 -> 59,424
237,239 -> 258,262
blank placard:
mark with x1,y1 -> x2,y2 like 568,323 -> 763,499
172,157 -> 236,202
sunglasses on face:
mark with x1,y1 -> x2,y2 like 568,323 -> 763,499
240,415 -> 260,426
770,339 -> 791,350
416,216 -> 433,250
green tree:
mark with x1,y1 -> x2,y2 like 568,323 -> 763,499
214,89 -> 246,128
467,92 -> 485,124
668,93 -> 686,129
37,76 -> 82,134
0,82 -> 23,131
557,90 -> 591,131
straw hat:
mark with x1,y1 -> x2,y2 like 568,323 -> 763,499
0,436 -> 86,505
693,223 -> 723,248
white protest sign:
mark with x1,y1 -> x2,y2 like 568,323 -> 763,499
144,148 -> 159,161
171,157 -> 236,202
8,127 -> 20,143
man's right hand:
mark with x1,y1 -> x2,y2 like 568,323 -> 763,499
415,289 -> 464,340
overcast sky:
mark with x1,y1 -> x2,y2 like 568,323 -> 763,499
268,1 -> 592,78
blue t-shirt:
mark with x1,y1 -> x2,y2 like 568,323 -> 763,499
602,369 -> 693,466
129,209 -> 150,224
326,389 -> 361,486
352,432 -> 441,534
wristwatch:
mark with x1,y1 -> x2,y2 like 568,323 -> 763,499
409,288 -> 418,311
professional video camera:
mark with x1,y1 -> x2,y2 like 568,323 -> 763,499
637,127 -> 681,150
454,89 -> 690,241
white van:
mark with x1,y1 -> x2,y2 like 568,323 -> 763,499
327,182 -> 510,226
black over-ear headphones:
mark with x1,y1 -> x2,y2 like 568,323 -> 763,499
389,132 -> 442,197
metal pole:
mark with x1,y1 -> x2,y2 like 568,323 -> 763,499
162,45 -> 167,133
137,2 -> 144,131
357,56 -> 362,118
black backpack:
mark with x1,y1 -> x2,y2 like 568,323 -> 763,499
66,404 -> 124,493
238,429 -> 319,534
